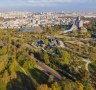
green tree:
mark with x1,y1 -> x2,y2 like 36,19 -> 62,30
43,52 -> 50,65
61,51 -> 71,64
51,82 -> 61,90
84,83 -> 94,90
37,84 -> 49,90
45,39 -> 49,45
23,60 -> 36,70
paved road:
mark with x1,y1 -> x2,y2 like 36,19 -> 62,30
36,60 -> 62,81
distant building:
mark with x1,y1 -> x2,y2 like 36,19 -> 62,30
75,16 -> 83,29
91,34 -> 96,38
47,36 -> 65,47
78,20 -> 83,29
35,40 -> 46,47
63,16 -> 84,33
37,40 -> 44,45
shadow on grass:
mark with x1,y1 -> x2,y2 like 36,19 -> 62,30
89,63 -> 96,76
58,64 -> 82,81
29,68 -> 49,84
7,71 -> 36,90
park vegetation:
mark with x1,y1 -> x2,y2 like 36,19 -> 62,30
0,20 -> 96,90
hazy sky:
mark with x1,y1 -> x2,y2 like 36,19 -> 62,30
0,0 -> 96,12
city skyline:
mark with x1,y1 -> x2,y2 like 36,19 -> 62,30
0,0 -> 96,12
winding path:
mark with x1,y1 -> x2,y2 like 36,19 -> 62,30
82,58 -> 91,71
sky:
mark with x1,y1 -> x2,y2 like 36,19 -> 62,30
0,0 -> 96,12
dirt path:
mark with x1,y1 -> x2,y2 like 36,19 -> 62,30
82,58 -> 91,71
15,60 -> 28,75
36,60 -> 62,81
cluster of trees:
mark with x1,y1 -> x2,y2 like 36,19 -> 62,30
0,29 -> 38,90
87,18 -> 96,33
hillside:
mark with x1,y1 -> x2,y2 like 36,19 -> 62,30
0,26 -> 96,90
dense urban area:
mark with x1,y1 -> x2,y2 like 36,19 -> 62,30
0,12 -> 96,90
